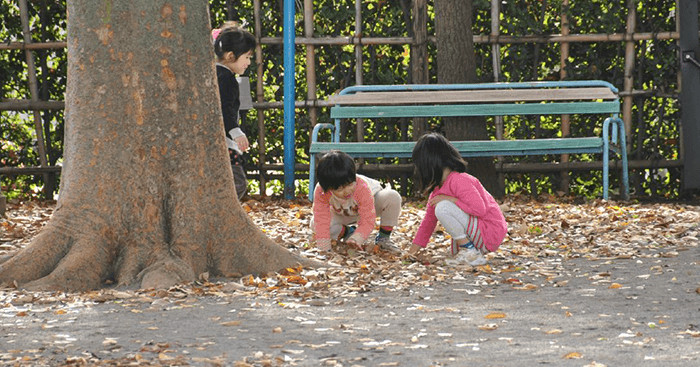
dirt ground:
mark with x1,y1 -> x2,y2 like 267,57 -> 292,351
1,197 -> 699,366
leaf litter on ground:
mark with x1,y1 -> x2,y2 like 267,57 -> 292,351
1,196 -> 698,303
1,195 -> 699,365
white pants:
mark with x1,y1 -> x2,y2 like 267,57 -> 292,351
434,200 -> 486,253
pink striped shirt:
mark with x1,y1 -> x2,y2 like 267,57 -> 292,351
313,177 -> 376,246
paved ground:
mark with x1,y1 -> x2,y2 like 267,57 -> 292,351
2,243 -> 699,366
2,198 -> 699,366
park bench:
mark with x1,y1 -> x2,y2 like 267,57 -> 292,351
308,80 -> 630,201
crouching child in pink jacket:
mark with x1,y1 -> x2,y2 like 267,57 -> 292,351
408,133 -> 507,266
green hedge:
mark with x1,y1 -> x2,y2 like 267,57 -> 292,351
1,0 -> 682,199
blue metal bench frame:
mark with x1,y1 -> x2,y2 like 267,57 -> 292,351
309,80 -> 629,201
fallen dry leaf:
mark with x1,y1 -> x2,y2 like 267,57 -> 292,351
220,320 -> 242,327
478,323 -> 499,331
485,312 -> 507,319
513,284 -> 538,291
680,329 -> 700,337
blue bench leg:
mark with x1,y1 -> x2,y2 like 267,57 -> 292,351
619,124 -> 630,200
603,146 -> 610,200
603,116 -> 630,200
308,123 -> 336,201
309,154 -> 317,201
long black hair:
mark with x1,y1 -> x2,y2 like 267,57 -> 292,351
214,27 -> 255,60
412,132 -> 468,195
316,150 -> 356,191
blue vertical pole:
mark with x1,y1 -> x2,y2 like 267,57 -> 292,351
282,0 -> 296,199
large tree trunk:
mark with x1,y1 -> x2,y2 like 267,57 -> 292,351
0,0 -> 312,291
434,0 -> 503,198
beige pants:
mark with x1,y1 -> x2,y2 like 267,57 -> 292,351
312,187 -> 402,240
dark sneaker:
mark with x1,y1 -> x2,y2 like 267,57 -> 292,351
340,225 -> 356,241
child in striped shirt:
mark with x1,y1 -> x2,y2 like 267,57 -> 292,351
311,150 -> 402,253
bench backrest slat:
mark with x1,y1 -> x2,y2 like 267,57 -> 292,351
309,138 -> 605,158
328,87 -> 616,105
330,101 -> 620,119
310,137 -> 603,153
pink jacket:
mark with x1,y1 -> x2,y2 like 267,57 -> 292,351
313,177 -> 376,248
413,171 -> 507,252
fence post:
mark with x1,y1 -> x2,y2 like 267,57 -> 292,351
0,190 -> 5,217
354,0 -> 365,144
411,0 -> 428,139
19,0 -> 52,198
253,0 -> 268,196
304,0 -> 318,129
623,0 -> 637,153
559,0 -> 571,195
680,0 -> 700,190
491,0 -> 505,195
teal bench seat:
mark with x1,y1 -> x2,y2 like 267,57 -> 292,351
309,81 -> 629,201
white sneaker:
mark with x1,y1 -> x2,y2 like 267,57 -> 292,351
446,247 -> 487,266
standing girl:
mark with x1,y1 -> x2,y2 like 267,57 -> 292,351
408,133 -> 507,266
214,26 -> 255,200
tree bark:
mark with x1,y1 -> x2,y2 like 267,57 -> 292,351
0,0 -> 313,292
434,0 -> 503,198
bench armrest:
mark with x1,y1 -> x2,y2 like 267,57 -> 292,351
309,122 -> 337,200
311,123 -> 336,144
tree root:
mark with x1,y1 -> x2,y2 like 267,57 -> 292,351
1,203 -> 327,292
138,256 -> 196,290
0,223 -> 73,287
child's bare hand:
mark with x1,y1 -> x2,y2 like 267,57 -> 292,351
234,135 -> 250,152
316,238 -> 331,252
365,244 -> 380,254
406,244 -> 421,256
346,239 -> 363,251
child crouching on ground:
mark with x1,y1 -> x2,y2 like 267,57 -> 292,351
311,150 -> 402,253
407,133 -> 507,266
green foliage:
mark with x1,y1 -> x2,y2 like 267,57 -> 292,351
1,1 -> 67,199
1,0 -> 684,199
1,112 -> 38,199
